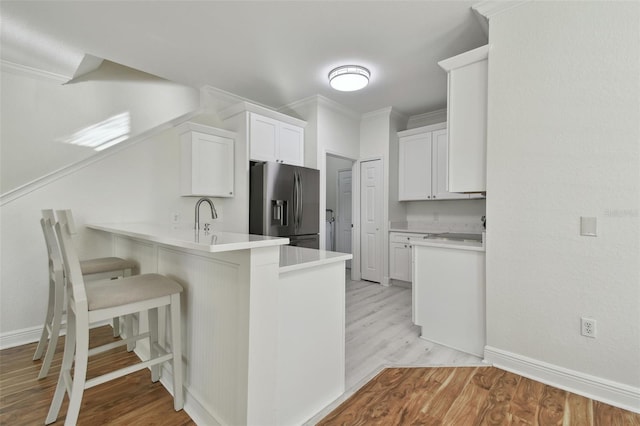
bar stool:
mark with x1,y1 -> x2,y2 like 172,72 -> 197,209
45,210 -> 184,425
33,210 -> 137,379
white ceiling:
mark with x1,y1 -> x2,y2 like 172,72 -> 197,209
0,1 -> 487,116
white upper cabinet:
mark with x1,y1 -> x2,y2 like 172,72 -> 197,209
438,45 -> 489,193
249,114 -> 278,162
219,102 -> 306,167
431,129 -> 468,200
249,113 -> 304,166
398,131 -> 432,200
398,124 -> 468,201
177,123 -> 236,197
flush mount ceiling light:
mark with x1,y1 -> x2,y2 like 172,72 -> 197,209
328,65 -> 370,91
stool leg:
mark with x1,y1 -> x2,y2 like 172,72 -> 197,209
45,304 -> 76,425
64,310 -> 89,426
125,314 -> 135,352
149,307 -> 160,382
38,270 -> 65,379
33,280 -> 55,361
112,316 -> 120,337
170,293 -> 184,410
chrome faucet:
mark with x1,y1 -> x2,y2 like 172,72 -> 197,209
194,197 -> 217,230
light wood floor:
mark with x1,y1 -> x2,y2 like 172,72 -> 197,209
0,326 -> 194,425
344,275 -> 484,390
318,366 -> 640,425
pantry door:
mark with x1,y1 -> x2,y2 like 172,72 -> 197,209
360,159 -> 383,283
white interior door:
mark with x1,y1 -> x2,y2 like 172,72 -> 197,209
336,169 -> 352,269
360,159 -> 383,283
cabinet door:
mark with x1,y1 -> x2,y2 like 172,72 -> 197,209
250,113 -> 279,162
389,242 -> 411,282
432,129 -> 468,200
398,133 -> 432,200
182,132 -> 234,197
447,58 -> 488,192
278,122 -> 304,166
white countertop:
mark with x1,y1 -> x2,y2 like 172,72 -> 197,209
279,246 -> 352,273
87,223 -> 289,253
411,238 -> 485,252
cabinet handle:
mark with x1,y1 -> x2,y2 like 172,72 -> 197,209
427,196 -> 431,199
229,192 -> 233,195
433,195 -> 437,199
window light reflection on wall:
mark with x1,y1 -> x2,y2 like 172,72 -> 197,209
58,112 -> 130,151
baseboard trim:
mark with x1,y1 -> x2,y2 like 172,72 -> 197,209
0,320 -> 111,350
159,364 -> 225,426
484,346 -> 640,414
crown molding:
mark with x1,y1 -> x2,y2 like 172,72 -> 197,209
407,108 -> 447,128
281,95 -> 361,120
1,60 -> 69,83
389,107 -> 408,121
217,101 -> 307,128
439,44 -> 490,72
200,85 -> 273,110
361,106 -> 394,120
472,1 -> 530,35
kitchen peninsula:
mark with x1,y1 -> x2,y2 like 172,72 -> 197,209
87,223 -> 351,426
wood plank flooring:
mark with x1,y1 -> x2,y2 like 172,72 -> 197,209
317,366 -> 640,426
0,325 -> 194,425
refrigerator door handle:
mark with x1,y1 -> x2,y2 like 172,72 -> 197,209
298,172 -> 303,226
293,171 -> 299,230
296,171 -> 302,230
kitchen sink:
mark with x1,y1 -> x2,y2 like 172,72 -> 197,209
424,232 -> 483,243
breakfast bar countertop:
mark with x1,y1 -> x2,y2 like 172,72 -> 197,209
86,222 -> 289,253
279,245 -> 352,273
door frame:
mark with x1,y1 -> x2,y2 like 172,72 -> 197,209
336,167 -> 353,268
322,150 -> 358,278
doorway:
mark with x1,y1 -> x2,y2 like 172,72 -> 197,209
336,169 -> 352,268
325,154 -> 355,267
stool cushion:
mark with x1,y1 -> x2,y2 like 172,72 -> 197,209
85,274 -> 183,311
79,257 -> 137,275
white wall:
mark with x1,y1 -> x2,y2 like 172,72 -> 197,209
0,79 -> 250,339
485,0 -> 640,398
388,110 -> 408,224
0,61 -> 199,193
406,199 -> 486,227
0,124 -> 246,335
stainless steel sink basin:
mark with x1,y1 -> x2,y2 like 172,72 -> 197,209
424,232 -> 483,242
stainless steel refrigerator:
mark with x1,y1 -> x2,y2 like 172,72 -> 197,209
250,162 -> 320,249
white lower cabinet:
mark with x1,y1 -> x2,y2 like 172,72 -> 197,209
389,232 -> 421,282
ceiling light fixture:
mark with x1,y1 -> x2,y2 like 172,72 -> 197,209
328,65 -> 370,92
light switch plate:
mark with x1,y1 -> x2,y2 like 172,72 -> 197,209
580,216 -> 597,236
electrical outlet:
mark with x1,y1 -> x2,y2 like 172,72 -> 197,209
581,317 -> 596,338
171,212 -> 180,223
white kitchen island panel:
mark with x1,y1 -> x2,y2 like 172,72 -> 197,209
413,241 -> 486,357
277,260 -> 346,426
